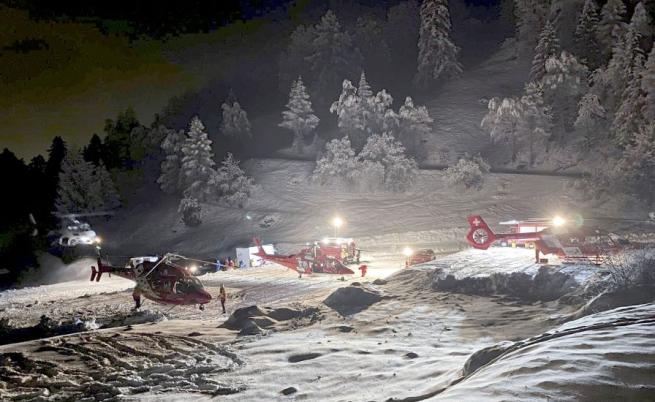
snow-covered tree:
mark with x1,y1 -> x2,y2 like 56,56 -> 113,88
180,116 -> 216,201
444,158 -> 486,190
330,79 -> 366,150
618,122 -> 655,204
575,93 -> 607,148
385,0 -> 420,77
481,97 -> 525,162
357,71 -> 373,99
95,161 -> 121,210
354,16 -> 391,83
514,0 -> 551,50
520,82 -> 552,164
542,51 -> 589,138
606,24 -> 645,112
415,0 -> 462,85
597,0 -> 627,58
574,0 -> 602,69
397,97 -> 434,160
56,150 -> 103,213
306,10 -> 362,97
312,136 -> 358,185
629,2 -> 652,49
642,46 -> 655,121
530,20 -> 561,82
357,133 -> 418,192
367,90 -> 398,135
220,92 -> 252,140
612,55 -> 646,146
157,127 -> 185,194
212,153 -> 254,208
280,77 -> 320,154
178,196 -> 201,227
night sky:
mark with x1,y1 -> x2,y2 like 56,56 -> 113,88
0,0 -> 501,159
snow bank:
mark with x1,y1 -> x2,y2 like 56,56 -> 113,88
435,303 -> 655,401
322,282 -> 385,315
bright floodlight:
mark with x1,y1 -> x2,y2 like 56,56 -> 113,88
189,264 -> 197,272
402,247 -> 414,257
332,216 -> 343,228
94,236 -> 102,244
552,216 -> 566,227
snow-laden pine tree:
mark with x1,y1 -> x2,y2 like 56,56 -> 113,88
415,0 -> 462,85
178,196 -> 201,227
367,90 -> 398,135
56,150 -> 103,213
220,93 -> 252,140
481,97 -> 525,162
530,20 -> 561,82
606,24 -> 644,112
575,93 -> 607,149
357,71 -> 373,99
180,116 -> 216,202
357,133 -> 418,192
306,10 -> 362,96
574,0 -> 602,69
312,136 -> 358,185
211,153 -> 254,208
95,161 -> 121,210
514,0 -> 551,50
330,79 -> 366,150
629,2 -> 652,48
520,82 -> 552,165
385,0 -> 420,78
597,0 -> 627,58
612,53 -> 646,146
618,122 -> 655,204
157,126 -> 185,194
280,77 -> 320,154
542,51 -> 589,139
642,46 -> 655,121
354,17 -> 391,83
397,97 -> 434,160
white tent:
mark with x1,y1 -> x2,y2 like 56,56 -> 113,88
235,244 -> 275,267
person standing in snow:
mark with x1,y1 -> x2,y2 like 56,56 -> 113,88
219,284 -> 227,314
132,289 -> 142,310
358,264 -> 367,278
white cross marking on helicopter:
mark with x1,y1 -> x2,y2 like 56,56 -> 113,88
472,218 -> 481,226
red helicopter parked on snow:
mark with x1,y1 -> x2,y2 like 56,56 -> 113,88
91,254 -> 213,309
253,238 -> 355,277
465,215 -> 645,265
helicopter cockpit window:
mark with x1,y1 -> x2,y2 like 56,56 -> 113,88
174,277 -> 202,294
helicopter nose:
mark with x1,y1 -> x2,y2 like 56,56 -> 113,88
198,289 -> 212,304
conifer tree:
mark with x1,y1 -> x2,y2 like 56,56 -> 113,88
312,136 -> 358,185
279,77 -> 320,154
220,92 -> 252,140
96,161 -> 121,210
56,150 -> 103,213
575,93 -> 607,148
415,0 -> 462,85
612,54 -> 646,146
157,127 -> 185,194
180,116 -> 216,201
531,20 -> 561,82
212,153 -> 254,208
574,0 -> 602,69
397,97 -> 434,160
597,0 -> 627,58
330,79 -> 366,150
642,45 -> 655,121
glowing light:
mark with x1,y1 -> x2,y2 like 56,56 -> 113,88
402,247 -> 414,257
332,216 -> 343,228
188,264 -> 198,272
94,236 -> 102,244
552,216 -> 566,227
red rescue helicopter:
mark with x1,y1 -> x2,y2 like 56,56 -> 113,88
253,238 -> 355,277
91,254 -> 213,309
466,215 -> 637,265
